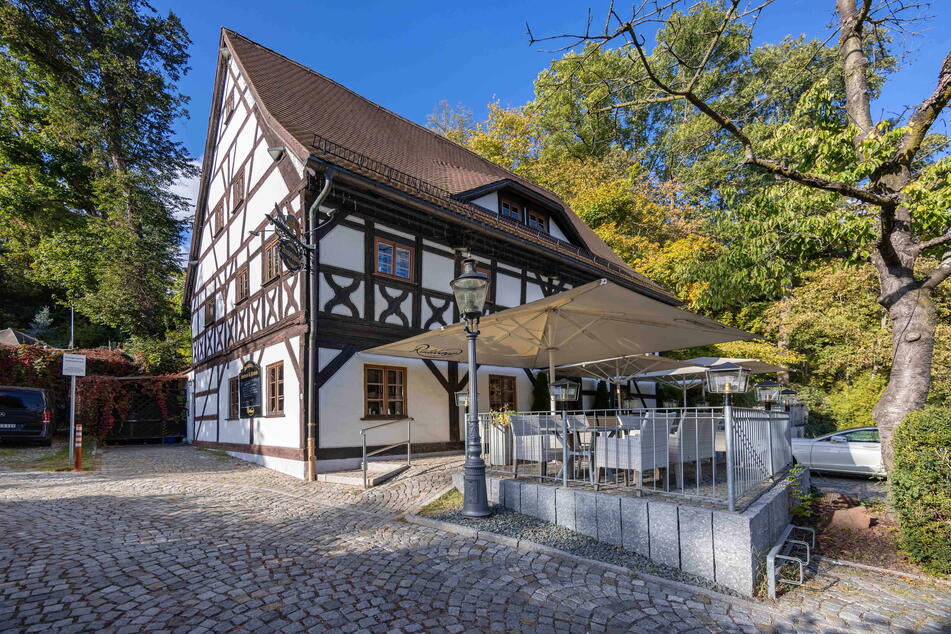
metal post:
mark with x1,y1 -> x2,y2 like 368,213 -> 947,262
68,308 -> 75,463
766,409 -> 774,476
461,325 -> 490,517
406,417 -> 411,466
362,432 -> 368,489
73,422 -> 82,471
562,411 -> 569,488
724,394 -> 736,512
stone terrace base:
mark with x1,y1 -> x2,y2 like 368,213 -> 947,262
453,469 -> 809,596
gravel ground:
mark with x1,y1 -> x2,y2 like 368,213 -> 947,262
429,504 -> 743,597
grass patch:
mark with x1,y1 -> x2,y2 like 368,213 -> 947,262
419,488 -> 463,516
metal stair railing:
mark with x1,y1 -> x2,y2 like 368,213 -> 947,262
361,417 -> 413,489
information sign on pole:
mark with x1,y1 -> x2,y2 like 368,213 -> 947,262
62,353 -> 87,377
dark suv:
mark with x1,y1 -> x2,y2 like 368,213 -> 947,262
0,387 -> 54,445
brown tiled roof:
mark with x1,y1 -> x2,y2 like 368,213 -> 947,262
222,29 -> 674,300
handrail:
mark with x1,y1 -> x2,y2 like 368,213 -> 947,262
360,417 -> 413,489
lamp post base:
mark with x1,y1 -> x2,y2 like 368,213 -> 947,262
461,457 -> 490,518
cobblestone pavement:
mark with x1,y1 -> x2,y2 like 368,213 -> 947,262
1,445 -> 947,633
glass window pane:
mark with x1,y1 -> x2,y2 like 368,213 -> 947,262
377,243 -> 393,274
387,369 -> 403,385
388,401 -> 403,415
367,368 -> 383,383
367,401 -> 382,415
396,248 -> 411,278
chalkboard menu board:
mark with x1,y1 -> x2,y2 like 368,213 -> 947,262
239,362 -> 262,418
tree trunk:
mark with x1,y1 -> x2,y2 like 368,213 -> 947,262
873,284 -> 937,470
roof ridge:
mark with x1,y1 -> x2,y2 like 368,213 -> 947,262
221,28 -> 568,207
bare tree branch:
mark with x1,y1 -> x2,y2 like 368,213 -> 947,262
893,51 -> 951,166
915,230 -> 951,254
923,255 -> 951,290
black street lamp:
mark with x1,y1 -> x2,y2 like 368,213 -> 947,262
779,388 -> 798,411
754,380 -> 782,411
450,258 -> 491,518
703,362 -> 750,512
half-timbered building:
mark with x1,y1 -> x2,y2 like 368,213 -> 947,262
184,29 -> 668,478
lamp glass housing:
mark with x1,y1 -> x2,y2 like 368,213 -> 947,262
704,363 -> 751,394
450,258 -> 489,319
778,389 -> 798,406
550,378 -> 579,401
754,380 -> 782,404
455,390 -> 469,407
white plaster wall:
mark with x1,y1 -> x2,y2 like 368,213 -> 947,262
422,252 -> 454,292
550,218 -> 570,242
472,192 -> 498,213
214,340 -> 301,448
526,282 -> 544,303
228,451 -> 305,479
496,273 -> 521,307
318,351 -> 450,449
375,223 -> 414,241
319,225 -> 364,271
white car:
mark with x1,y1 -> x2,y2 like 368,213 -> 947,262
791,427 -> 885,476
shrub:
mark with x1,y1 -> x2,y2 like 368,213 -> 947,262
891,406 -> 951,575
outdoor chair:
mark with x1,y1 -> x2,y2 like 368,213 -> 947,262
669,412 -> 717,488
592,416 -> 669,487
617,413 -> 649,430
510,414 -> 563,478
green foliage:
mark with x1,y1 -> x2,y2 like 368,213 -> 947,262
27,307 -> 53,342
891,407 -> 951,575
787,465 -> 820,520
0,0 -> 193,337
531,372 -> 550,411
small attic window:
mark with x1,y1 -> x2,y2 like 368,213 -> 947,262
224,93 -> 235,122
500,198 -> 522,223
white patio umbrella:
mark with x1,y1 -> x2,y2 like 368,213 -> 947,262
365,279 -> 754,408
554,354 -> 698,408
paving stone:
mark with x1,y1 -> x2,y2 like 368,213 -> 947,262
0,445 -> 947,634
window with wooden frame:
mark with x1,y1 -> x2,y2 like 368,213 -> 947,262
236,265 -> 250,302
266,362 -> 284,415
364,365 -> 407,417
224,92 -> 235,123
213,202 -> 224,235
228,377 -> 239,419
262,238 -> 281,284
203,296 -> 216,327
489,375 -> 517,411
500,198 -> 522,223
527,210 -> 547,232
374,237 -> 414,281
231,170 -> 244,212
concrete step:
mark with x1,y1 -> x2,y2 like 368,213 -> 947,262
316,462 -> 410,488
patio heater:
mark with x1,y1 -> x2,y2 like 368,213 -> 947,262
754,380 -> 782,411
451,258 -> 491,518
704,363 -> 750,512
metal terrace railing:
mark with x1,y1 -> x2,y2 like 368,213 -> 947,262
308,133 -> 654,289
478,407 -> 793,511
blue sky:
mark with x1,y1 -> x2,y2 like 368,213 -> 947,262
161,0 -> 950,210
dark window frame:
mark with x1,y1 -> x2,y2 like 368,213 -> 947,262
213,201 -> 224,235
374,237 -> 415,282
224,92 -> 235,123
499,197 -> 523,223
363,364 -> 408,419
236,265 -> 250,303
527,209 -> 548,231
231,169 -> 245,213
203,296 -> 216,327
266,361 -> 284,415
488,374 -> 517,411
262,237 -> 282,285
228,377 -> 239,419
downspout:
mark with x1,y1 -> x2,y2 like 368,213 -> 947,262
305,167 -> 336,481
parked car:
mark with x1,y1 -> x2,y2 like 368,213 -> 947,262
0,386 -> 54,446
791,426 -> 884,476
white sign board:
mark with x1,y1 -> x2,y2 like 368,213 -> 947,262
62,353 -> 87,377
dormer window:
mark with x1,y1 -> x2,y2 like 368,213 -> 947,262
500,198 -> 522,223
527,210 -> 547,231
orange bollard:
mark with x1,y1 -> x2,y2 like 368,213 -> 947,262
73,423 -> 82,471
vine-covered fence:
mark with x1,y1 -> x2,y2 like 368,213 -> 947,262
0,344 -> 186,441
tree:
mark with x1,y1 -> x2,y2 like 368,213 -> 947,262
26,306 -> 52,342
533,0 -> 951,468
0,0 -> 194,336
